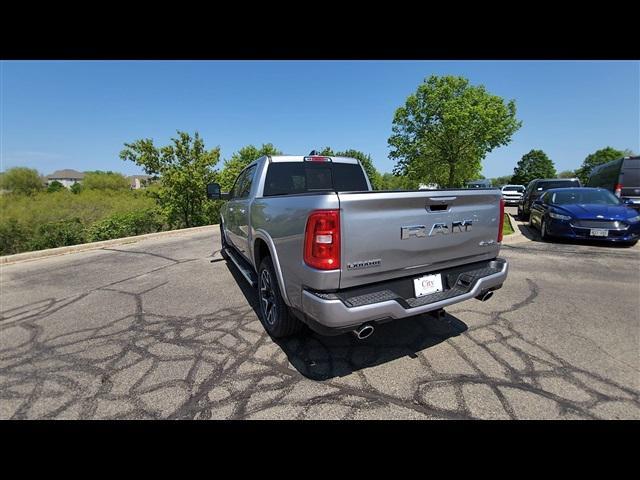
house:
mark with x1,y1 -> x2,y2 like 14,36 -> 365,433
128,175 -> 152,189
46,169 -> 85,188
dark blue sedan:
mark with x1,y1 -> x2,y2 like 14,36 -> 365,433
529,187 -> 640,245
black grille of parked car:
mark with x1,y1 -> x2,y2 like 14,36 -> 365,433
570,220 -> 628,230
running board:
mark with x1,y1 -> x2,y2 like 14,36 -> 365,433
223,247 -> 257,288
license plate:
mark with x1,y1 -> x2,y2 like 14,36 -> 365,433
590,228 -> 608,237
414,273 -> 443,298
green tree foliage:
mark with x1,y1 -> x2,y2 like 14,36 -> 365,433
388,75 -> 522,187
70,182 -> 84,194
574,147 -> 627,184
558,169 -> 577,179
120,131 -> 220,228
47,180 -> 66,192
511,150 -> 557,185
0,167 -> 44,195
82,171 -> 130,190
491,175 -> 513,187
379,172 -> 416,190
217,144 -> 281,192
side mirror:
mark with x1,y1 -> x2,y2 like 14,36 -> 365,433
206,183 -> 222,200
623,198 -> 634,205
533,199 -> 543,206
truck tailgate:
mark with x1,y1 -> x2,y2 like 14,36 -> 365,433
338,190 -> 503,289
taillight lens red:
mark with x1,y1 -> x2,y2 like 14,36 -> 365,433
615,183 -> 623,197
304,209 -> 340,270
497,198 -> 505,243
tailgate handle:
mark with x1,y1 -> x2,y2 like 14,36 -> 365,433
427,196 -> 457,203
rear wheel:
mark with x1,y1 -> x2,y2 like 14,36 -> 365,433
257,256 -> 303,338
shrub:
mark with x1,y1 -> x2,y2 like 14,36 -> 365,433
29,219 -> 87,251
47,180 -> 66,193
86,208 -> 165,242
0,220 -> 30,256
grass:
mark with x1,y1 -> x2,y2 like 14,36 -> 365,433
503,212 -> 514,235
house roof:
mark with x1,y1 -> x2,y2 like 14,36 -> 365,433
47,169 -> 85,180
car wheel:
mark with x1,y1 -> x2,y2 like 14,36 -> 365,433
540,218 -> 549,241
257,256 -> 303,338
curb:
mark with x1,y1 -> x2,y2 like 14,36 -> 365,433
0,224 -> 219,266
501,213 -> 528,244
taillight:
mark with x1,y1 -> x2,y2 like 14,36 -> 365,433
304,209 -> 340,270
497,198 -> 505,243
304,156 -> 332,162
615,183 -> 623,197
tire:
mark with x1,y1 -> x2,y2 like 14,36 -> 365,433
257,256 -> 303,338
540,218 -> 550,241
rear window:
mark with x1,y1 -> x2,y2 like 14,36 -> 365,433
503,186 -> 524,192
263,162 -> 368,196
536,179 -> 580,191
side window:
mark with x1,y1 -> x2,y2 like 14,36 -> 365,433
238,165 -> 257,199
230,171 -> 246,200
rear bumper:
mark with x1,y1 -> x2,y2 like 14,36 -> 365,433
301,258 -> 508,334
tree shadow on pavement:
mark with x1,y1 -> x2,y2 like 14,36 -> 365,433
225,259 -> 468,381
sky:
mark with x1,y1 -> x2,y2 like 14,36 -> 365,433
1,60 -> 638,179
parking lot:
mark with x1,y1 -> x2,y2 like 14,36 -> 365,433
1,213 -> 639,419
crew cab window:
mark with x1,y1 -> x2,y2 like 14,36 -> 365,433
263,162 -> 368,196
231,165 -> 257,199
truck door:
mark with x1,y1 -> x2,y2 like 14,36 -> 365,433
231,164 -> 257,259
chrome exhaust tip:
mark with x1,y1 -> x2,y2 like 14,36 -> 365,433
353,324 -> 375,340
476,290 -> 494,302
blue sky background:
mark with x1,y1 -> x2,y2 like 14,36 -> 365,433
1,60 -> 638,179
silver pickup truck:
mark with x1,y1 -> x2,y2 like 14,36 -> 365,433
206,154 -> 508,339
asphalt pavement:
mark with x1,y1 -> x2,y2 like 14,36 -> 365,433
1,213 -> 638,419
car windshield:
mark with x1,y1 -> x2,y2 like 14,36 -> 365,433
549,189 -> 621,206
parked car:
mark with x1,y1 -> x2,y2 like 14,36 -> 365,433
206,154 -> 508,339
529,187 -> 640,245
587,155 -> 640,210
518,178 -> 581,220
501,184 -> 525,206
466,179 -> 492,188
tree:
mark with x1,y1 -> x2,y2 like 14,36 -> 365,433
388,75 -> 522,188
574,147 -> 626,184
491,175 -> 513,187
47,180 -> 65,192
70,182 -> 84,194
379,172 -> 415,190
82,171 -> 130,190
0,167 -> 44,195
558,169 -> 577,179
120,131 -> 220,228
511,150 -> 556,185
218,143 -> 281,192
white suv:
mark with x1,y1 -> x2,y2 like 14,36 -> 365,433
501,185 -> 525,206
